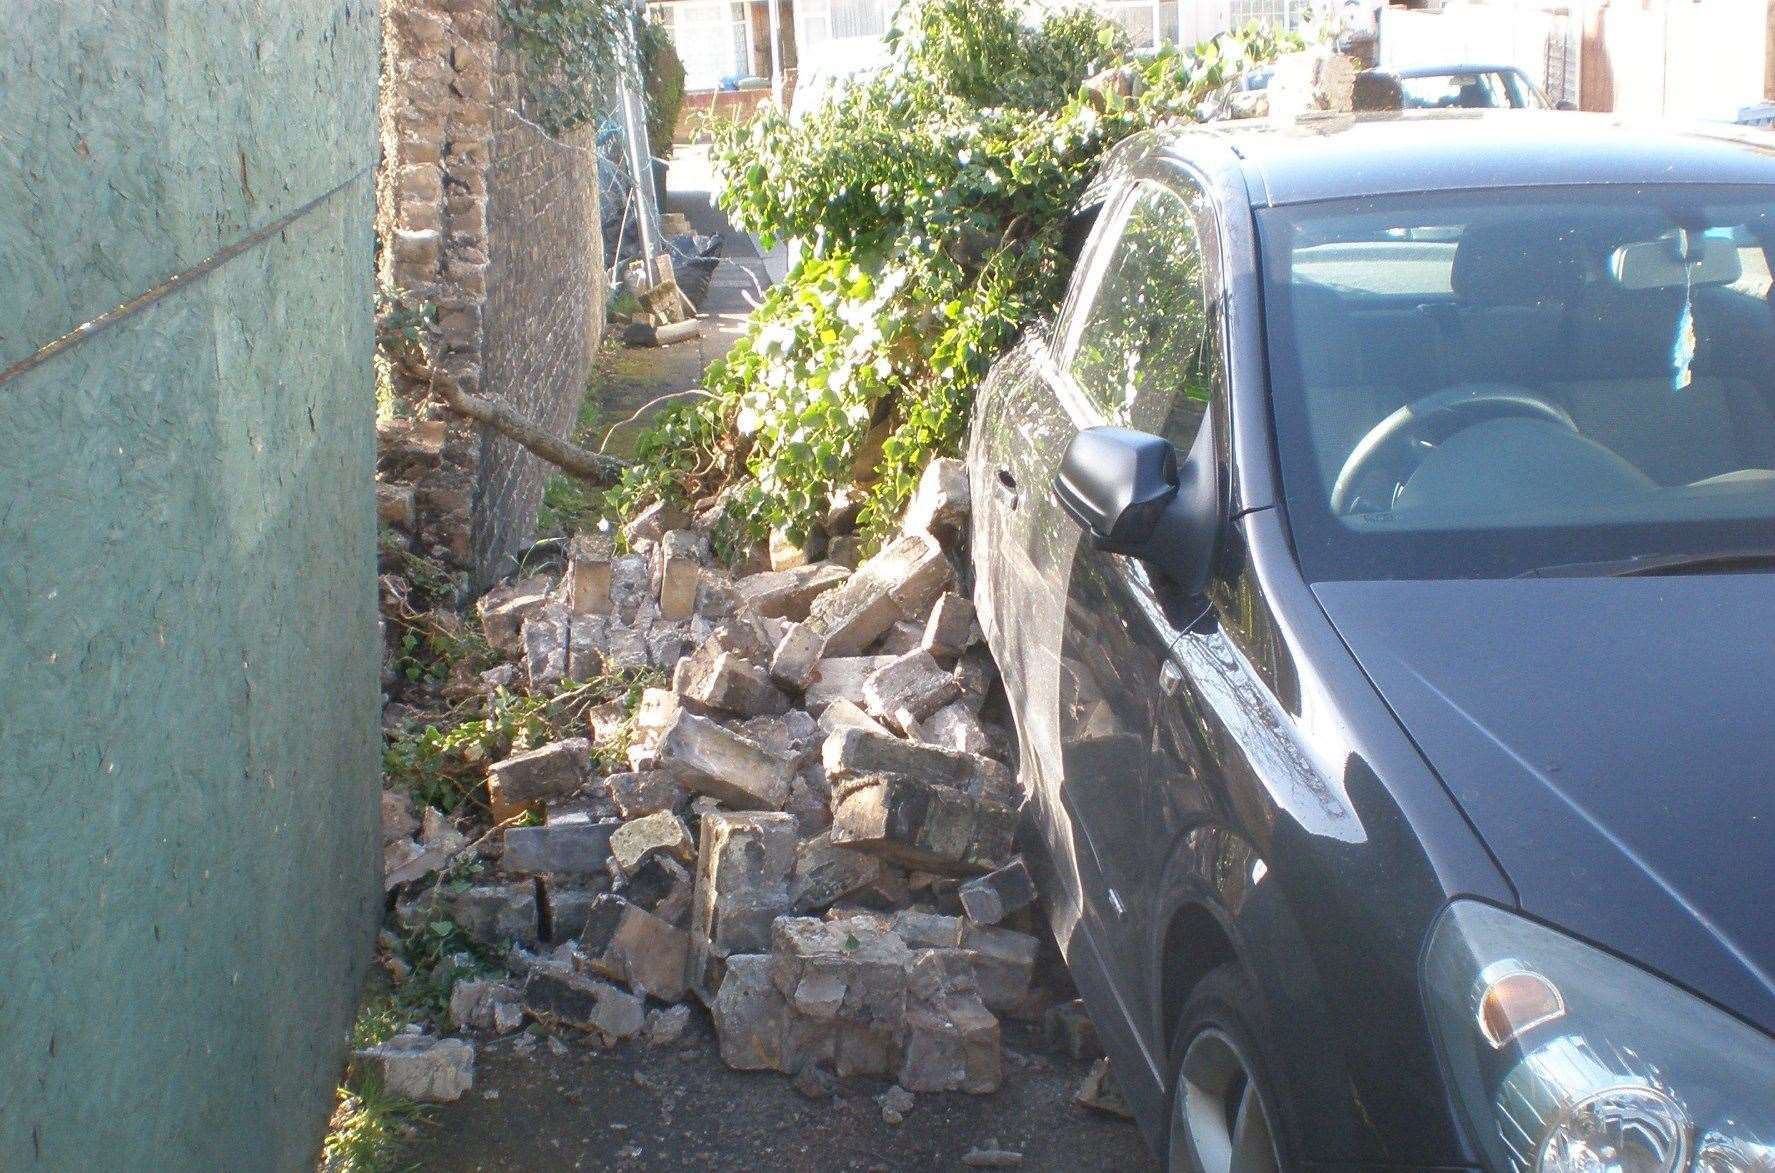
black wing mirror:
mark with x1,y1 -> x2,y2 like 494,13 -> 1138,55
1052,422 -> 1223,596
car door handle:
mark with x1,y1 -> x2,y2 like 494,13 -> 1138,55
994,466 -> 1020,510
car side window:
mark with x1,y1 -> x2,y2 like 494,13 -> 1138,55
1058,179 -> 1218,448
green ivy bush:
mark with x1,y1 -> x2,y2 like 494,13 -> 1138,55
641,21 -> 687,156
614,0 -> 1298,548
501,0 -> 635,135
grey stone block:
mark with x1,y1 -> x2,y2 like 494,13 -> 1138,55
486,738 -> 589,823
353,1034 -> 475,1102
829,774 -> 1016,876
578,894 -> 690,1003
657,710 -> 793,810
689,811 -> 797,1001
522,963 -> 646,1040
501,820 -> 615,875
959,857 -> 1036,926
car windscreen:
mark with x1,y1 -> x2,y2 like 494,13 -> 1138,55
1398,70 -> 1538,110
1257,185 -> 1775,580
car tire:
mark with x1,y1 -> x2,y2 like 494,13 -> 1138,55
1165,964 -> 1297,1173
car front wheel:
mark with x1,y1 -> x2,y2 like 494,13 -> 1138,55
1167,964 -> 1293,1173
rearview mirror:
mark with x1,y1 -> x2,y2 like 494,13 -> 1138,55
1052,422 -> 1223,595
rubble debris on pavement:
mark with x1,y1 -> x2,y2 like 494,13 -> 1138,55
1075,1056 -> 1137,1119
352,1032 -> 476,1102
373,454 -> 1118,1115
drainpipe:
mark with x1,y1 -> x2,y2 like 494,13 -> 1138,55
769,0 -> 785,106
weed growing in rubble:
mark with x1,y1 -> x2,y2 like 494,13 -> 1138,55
614,0 -> 1297,552
323,998 -> 440,1172
383,688 -> 557,814
384,669 -> 663,815
394,912 -> 503,1022
322,1072 -> 426,1173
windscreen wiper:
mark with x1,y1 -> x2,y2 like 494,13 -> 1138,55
1518,549 -> 1775,578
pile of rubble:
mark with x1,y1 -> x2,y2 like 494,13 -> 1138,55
363,459 -> 1107,1113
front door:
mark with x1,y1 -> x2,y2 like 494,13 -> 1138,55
1043,171 -> 1229,1013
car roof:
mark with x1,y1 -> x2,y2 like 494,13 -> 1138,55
1171,111 -> 1775,207
1392,63 -> 1526,79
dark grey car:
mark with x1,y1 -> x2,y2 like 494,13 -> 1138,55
969,112 -> 1775,1171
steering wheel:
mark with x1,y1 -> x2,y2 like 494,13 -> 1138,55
1330,383 -> 1578,515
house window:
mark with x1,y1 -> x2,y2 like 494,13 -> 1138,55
654,1 -> 752,90
1227,0 -> 1308,29
1092,0 -> 1172,49
798,0 -> 886,48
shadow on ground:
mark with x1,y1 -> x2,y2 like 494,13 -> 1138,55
403,1009 -> 1156,1172
595,145 -> 772,461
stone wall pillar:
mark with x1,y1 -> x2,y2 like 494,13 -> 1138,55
377,0 -> 607,585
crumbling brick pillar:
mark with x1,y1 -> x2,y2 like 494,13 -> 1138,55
377,0 -> 606,586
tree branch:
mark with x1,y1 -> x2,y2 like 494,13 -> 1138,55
434,378 -> 627,486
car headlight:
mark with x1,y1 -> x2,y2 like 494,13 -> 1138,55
1424,901 -> 1775,1173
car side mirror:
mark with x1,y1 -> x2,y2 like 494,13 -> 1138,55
1052,421 -> 1223,596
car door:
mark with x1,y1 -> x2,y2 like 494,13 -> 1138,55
1037,171 -> 1229,1012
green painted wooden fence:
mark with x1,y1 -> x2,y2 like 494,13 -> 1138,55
0,3 -> 382,1167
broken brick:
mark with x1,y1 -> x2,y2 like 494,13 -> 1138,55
624,499 -> 689,547
435,881 -> 539,949
578,894 -> 691,1002
829,774 -> 1016,875
606,770 -> 686,819
522,963 -> 646,1040
352,1035 -> 474,1102
768,621 -> 827,690
960,921 -> 1039,1013
657,710 -> 793,810
564,531 -> 615,616
676,648 -> 790,717
689,811 -> 797,1000
477,576 -> 551,656
768,916 -> 912,1078
921,592 -> 977,658
822,726 -> 981,792
655,530 -> 703,621
818,698 -> 893,739
901,457 -> 971,546
609,810 -> 695,876
732,561 -> 850,621
486,738 -> 590,823
910,701 -> 994,757
710,953 -> 787,1071
862,649 -> 963,730
521,603 -> 572,689
959,857 -> 1036,925
790,830 -> 886,913
501,820 -> 615,875
899,949 -> 1001,1094
803,655 -> 897,714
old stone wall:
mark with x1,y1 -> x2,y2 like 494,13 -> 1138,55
378,0 -> 606,586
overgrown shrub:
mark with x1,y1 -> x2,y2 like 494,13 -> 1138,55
614,0 -> 1298,548
641,21 -> 687,155
501,0 -> 634,134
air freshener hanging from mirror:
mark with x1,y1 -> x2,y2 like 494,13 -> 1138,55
1672,229 -> 1696,392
